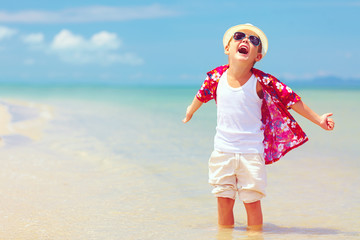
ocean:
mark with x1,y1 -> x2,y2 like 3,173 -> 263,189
0,85 -> 359,240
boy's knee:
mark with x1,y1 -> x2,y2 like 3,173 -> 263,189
239,189 -> 265,203
212,185 -> 237,199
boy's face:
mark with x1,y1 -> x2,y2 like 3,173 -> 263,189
225,29 -> 263,65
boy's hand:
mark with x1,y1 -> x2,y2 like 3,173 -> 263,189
182,97 -> 203,123
182,106 -> 193,123
319,113 -> 335,131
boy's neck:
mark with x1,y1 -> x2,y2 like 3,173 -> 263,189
227,62 -> 253,83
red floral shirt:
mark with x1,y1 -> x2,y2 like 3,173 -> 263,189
196,65 -> 308,164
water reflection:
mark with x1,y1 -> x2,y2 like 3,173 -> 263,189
216,227 -> 264,240
213,223 -> 360,239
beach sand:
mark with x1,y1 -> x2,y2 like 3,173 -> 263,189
0,100 -> 60,238
0,87 -> 359,239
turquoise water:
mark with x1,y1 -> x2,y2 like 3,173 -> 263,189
0,86 -> 359,239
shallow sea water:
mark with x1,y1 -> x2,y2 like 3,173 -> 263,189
0,86 -> 359,239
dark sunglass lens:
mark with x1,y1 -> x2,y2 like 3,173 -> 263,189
249,36 -> 260,46
234,32 -> 246,40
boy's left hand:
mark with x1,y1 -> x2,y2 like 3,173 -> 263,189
319,113 -> 335,131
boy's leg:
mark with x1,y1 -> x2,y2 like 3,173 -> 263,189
217,197 -> 235,228
236,154 -> 266,231
243,200 -> 263,231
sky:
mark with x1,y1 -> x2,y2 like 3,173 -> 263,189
0,0 -> 359,85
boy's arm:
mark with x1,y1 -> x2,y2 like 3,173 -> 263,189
182,96 -> 203,123
291,100 -> 335,131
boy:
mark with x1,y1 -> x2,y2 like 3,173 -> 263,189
182,24 -> 334,231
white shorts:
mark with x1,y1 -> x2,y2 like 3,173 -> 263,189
208,150 -> 267,203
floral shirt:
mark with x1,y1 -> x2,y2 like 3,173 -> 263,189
196,65 -> 308,164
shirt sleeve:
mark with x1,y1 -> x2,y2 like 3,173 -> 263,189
271,78 -> 301,109
196,75 -> 216,103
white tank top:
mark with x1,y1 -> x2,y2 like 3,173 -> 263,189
214,70 -> 264,153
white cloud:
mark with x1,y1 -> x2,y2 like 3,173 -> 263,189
51,30 -> 122,51
49,29 -> 143,65
91,31 -> 121,50
0,4 -> 179,23
51,30 -> 84,49
22,33 -> 44,45
0,26 -> 17,40
1,26 -> 143,66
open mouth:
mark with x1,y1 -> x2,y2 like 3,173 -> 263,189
238,46 -> 249,54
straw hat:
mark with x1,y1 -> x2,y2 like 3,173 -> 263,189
223,23 -> 268,57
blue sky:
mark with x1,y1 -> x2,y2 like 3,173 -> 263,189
0,0 -> 359,85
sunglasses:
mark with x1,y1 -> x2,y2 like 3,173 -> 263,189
233,32 -> 261,47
